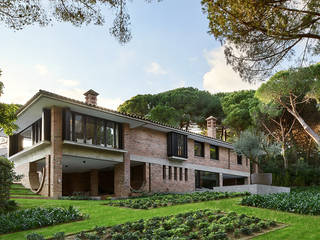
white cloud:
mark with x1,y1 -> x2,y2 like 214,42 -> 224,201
57,79 -> 79,87
0,63 -> 122,110
202,47 -> 260,93
34,64 -> 49,76
145,62 -> 167,75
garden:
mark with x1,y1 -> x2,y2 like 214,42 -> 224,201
107,191 -> 249,209
241,187 -> 320,215
29,209 -> 281,240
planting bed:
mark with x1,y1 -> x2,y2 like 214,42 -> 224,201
108,191 -> 249,209
0,206 -> 85,234
241,191 -> 320,215
62,209 -> 280,240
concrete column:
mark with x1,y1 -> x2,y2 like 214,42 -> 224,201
244,176 -> 251,185
90,170 -> 99,196
50,106 -> 63,198
219,173 -> 223,187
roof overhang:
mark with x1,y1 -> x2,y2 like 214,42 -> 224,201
14,91 -> 234,150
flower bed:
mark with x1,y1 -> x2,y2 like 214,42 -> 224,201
59,209 -> 279,240
0,206 -> 85,234
241,192 -> 320,215
108,191 -> 249,209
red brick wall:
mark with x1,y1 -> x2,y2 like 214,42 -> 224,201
62,172 -> 90,196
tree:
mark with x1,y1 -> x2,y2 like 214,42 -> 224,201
0,72 -> 18,135
220,90 -> 259,136
256,63 -> 320,146
251,102 -> 296,169
118,87 -> 224,130
233,129 -> 280,173
201,0 -> 320,82
147,105 -> 181,127
0,0 -> 160,44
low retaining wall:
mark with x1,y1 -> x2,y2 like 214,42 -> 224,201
213,184 -> 290,195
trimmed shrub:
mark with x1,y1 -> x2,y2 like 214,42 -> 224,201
241,191 -> 320,215
0,206 -> 85,234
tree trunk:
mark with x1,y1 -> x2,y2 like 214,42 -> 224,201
281,144 -> 288,169
286,107 -> 320,146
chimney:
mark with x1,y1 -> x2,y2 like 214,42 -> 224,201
206,116 -> 217,138
84,89 -> 99,106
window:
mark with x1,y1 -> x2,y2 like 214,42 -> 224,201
194,141 -> 204,157
169,166 -> 172,180
163,165 -> 166,180
32,119 -> 42,144
174,167 -> 177,180
74,114 -> 84,143
179,168 -> 183,181
167,132 -> 188,158
86,117 -> 96,144
210,145 -> 219,160
21,126 -> 32,149
185,168 -> 188,181
64,111 -> 122,149
96,120 -> 105,146
237,154 -> 243,165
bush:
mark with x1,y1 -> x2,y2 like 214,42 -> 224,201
0,206 -> 85,234
241,191 -> 320,215
26,233 -> 45,240
108,191 -> 249,209
0,157 -> 20,213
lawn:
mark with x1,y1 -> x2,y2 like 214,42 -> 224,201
1,196 -> 320,240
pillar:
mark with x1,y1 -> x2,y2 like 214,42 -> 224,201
219,173 -> 223,187
90,170 -> 99,196
245,176 -> 251,185
50,106 -> 63,198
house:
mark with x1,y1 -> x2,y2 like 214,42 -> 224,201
8,90 -> 250,198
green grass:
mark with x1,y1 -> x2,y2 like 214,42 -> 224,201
9,184 -> 46,199
1,197 -> 320,240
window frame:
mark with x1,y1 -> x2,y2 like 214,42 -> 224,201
64,110 -> 123,149
237,154 -> 243,165
210,145 -> 219,160
194,141 -> 204,157
167,132 -> 188,158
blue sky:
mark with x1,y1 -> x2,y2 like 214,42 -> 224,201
0,0 -> 258,109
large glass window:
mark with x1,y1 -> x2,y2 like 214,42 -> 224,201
106,121 -> 115,147
194,141 -> 204,157
64,111 -> 122,149
237,154 -> 243,165
74,114 -> 84,143
96,120 -> 105,146
210,145 -> 219,160
21,126 -> 32,149
86,117 -> 96,144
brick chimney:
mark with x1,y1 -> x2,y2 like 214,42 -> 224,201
84,89 -> 99,106
206,116 -> 217,138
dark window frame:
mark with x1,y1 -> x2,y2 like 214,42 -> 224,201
64,110 -> 123,149
194,141 -> 204,157
210,145 -> 219,160
167,132 -> 188,158
185,168 -> 188,181
163,165 -> 166,180
179,167 -> 183,181
174,167 -> 177,181
168,166 -> 172,180
237,154 -> 243,165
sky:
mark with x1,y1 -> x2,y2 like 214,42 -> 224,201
0,0 -> 259,110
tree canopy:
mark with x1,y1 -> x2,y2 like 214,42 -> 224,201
0,0 -> 160,44
256,63 -> 320,146
118,87 -> 225,130
221,90 -> 259,135
201,0 -> 320,82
